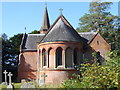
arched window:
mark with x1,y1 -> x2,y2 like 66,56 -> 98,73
56,47 -> 62,66
74,49 -> 78,65
42,49 -> 47,66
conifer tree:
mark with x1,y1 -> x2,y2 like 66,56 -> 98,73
77,0 -> 119,50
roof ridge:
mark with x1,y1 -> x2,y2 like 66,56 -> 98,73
88,32 -> 98,44
61,15 -> 74,29
28,34 -> 45,36
39,15 -> 62,43
78,32 -> 97,34
40,14 -> 84,43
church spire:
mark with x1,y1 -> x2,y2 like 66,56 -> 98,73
40,4 -> 50,34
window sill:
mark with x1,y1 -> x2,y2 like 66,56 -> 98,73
57,65 -> 64,69
43,66 -> 47,68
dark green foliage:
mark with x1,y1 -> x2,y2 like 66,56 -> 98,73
2,30 -> 40,66
29,30 -> 39,34
2,33 -> 12,65
61,50 -> 119,88
77,0 -> 120,51
9,34 -> 23,65
0,37 -> 2,62
77,1 -> 115,32
2,33 -> 23,66
2,33 -> 11,65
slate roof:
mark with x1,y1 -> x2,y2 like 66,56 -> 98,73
21,34 -> 45,50
20,32 -> 97,51
41,15 -> 84,43
20,15 -> 98,51
78,32 -> 97,43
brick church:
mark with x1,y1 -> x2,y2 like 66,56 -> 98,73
18,6 -> 110,84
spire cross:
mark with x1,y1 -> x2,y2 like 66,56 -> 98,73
3,70 -> 8,83
8,72 -> 13,85
59,8 -> 63,15
45,2 -> 47,7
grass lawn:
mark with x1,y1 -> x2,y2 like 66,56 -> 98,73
0,84 -> 7,89
0,83 -> 22,89
13,83 -> 22,88
38,84 -> 61,88
0,82 -> 61,89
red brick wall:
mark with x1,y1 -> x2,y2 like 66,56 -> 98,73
84,34 -> 111,63
18,51 -> 37,81
18,35 -> 110,83
81,34 -> 111,63
39,41 -> 83,68
37,41 -> 82,84
89,33 -> 111,57
39,70 -> 79,84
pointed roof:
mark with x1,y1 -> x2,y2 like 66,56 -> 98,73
20,32 -> 27,51
41,15 -> 84,43
40,6 -> 50,31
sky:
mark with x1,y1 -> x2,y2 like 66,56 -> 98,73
1,1 -> 119,38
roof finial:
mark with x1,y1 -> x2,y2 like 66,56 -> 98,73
59,8 -> 63,15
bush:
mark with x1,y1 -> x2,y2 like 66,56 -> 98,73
61,50 -> 119,88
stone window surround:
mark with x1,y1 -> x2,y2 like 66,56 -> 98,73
38,42 -> 82,70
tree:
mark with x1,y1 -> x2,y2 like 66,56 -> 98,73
29,30 -> 39,34
2,33 -> 23,66
2,33 -> 12,66
9,33 -> 23,66
0,36 -> 2,62
77,1 -> 116,32
2,30 -> 40,66
76,0 -> 119,50
62,50 -> 119,88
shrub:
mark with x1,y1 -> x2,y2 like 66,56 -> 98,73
61,50 -> 119,88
